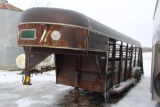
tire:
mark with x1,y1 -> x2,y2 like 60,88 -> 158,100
134,70 -> 140,83
154,73 -> 160,97
138,70 -> 142,80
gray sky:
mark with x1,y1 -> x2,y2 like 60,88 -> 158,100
8,0 -> 157,47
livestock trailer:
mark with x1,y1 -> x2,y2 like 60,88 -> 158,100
17,7 -> 143,102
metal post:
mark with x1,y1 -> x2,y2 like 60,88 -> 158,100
118,42 -> 123,84
124,44 -> 128,81
140,48 -> 144,74
111,41 -> 116,88
134,47 -> 137,67
74,87 -> 79,103
137,48 -> 140,66
74,55 -> 81,102
23,46 -> 31,85
129,45 -> 133,78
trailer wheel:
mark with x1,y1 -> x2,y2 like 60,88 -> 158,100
134,70 -> 140,83
138,69 -> 142,80
154,73 -> 160,97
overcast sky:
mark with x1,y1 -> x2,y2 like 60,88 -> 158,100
8,0 -> 157,47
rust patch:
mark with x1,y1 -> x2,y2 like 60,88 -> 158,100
76,28 -> 87,36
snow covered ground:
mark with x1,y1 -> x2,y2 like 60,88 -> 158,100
0,52 -> 158,107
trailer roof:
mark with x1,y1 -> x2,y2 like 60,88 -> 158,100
19,7 -> 141,47
153,0 -> 159,20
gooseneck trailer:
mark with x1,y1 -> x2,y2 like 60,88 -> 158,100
17,7 -> 143,102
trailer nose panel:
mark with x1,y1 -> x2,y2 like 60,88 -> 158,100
18,24 -> 88,50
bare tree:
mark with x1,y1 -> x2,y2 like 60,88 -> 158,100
30,0 -> 51,7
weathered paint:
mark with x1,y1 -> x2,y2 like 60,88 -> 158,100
18,24 -> 88,50
18,8 -> 143,102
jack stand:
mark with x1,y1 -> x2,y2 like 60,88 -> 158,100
23,74 -> 32,85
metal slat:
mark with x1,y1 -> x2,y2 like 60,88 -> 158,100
118,41 -> 123,84
111,40 -> 116,88
124,44 -> 128,81
129,45 -> 133,78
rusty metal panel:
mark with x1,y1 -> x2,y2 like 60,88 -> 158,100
55,54 -> 105,92
18,24 -> 88,50
88,31 -> 108,52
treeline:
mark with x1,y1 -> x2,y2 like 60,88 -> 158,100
142,47 -> 152,52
